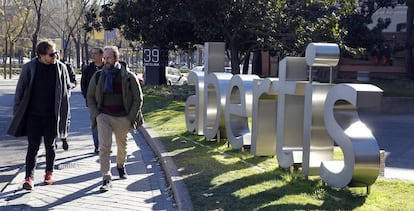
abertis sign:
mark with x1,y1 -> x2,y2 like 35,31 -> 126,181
185,43 -> 382,190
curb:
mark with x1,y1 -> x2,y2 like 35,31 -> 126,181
138,125 -> 194,211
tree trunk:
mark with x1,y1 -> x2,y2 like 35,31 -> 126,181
8,42 -> 15,79
31,0 -> 43,59
188,49 -> 194,69
406,1 -> 414,79
243,52 -> 250,74
230,45 -> 240,74
83,31 -> 89,66
3,38 -> 8,79
74,32 -> 81,68
31,34 -> 37,59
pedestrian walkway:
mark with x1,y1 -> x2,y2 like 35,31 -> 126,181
361,113 -> 414,182
0,87 -> 178,210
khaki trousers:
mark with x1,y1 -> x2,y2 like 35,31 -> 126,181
96,113 -> 130,181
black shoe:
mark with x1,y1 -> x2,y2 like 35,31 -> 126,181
62,139 -> 68,151
23,177 -> 34,190
99,180 -> 112,193
117,167 -> 128,179
94,147 -> 99,154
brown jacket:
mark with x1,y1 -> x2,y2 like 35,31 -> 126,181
86,64 -> 143,129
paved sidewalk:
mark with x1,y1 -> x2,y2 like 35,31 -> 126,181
360,113 -> 414,181
0,81 -> 182,210
0,131 -> 173,210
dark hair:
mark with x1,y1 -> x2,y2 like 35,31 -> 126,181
93,47 -> 104,55
36,40 -> 56,57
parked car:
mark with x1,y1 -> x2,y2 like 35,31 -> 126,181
141,66 -> 188,85
0,57 -> 18,65
190,66 -> 204,72
191,65 -> 232,73
166,66 -> 187,85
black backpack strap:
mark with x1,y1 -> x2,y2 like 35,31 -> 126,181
95,70 -> 102,84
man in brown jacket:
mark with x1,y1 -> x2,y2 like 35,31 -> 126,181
87,45 -> 143,192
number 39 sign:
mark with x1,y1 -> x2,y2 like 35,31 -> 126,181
143,47 -> 168,67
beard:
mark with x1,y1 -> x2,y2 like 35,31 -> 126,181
105,62 -> 114,69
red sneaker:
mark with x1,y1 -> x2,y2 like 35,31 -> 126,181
23,177 -> 34,190
44,171 -> 54,185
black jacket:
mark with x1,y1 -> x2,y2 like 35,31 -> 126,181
63,61 -> 77,89
8,58 -> 70,137
81,62 -> 102,98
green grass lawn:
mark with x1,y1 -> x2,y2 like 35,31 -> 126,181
141,85 -> 414,210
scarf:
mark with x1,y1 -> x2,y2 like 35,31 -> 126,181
103,64 -> 120,93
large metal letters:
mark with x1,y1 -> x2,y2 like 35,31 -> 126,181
185,71 -> 205,135
225,74 -> 259,149
184,42 -> 382,189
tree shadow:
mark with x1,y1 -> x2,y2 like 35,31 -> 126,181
157,133 -> 367,210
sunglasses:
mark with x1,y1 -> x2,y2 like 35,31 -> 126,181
48,52 -> 58,57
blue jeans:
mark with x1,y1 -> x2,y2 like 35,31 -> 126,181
92,127 -> 99,149
90,113 -> 99,149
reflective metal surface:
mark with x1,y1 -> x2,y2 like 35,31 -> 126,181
203,72 -> 233,140
276,81 -> 306,168
225,74 -> 260,149
204,42 -> 225,74
185,71 -> 205,135
251,78 -> 279,156
275,57 -> 308,168
321,84 -> 383,188
279,57 -> 309,81
302,83 -> 334,176
184,42 -> 384,190
305,43 -> 340,67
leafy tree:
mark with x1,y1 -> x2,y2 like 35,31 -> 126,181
185,0 -> 281,74
343,0 -> 414,79
276,1 -> 346,55
98,0 -> 413,78
99,0 -> 349,74
100,0 -> 200,50
185,0 -> 362,74
340,1 -> 391,57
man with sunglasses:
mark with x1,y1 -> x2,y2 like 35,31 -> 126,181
8,40 -> 71,191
